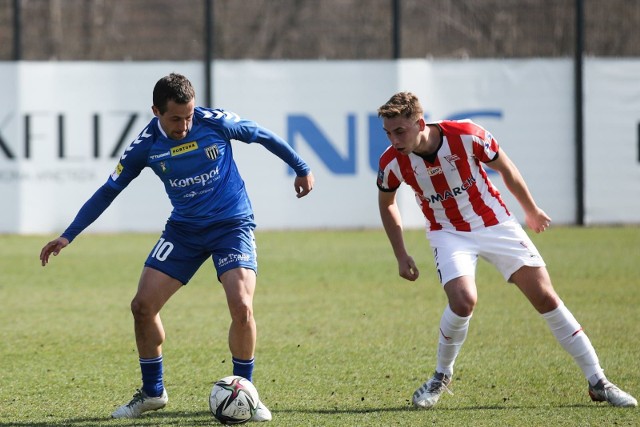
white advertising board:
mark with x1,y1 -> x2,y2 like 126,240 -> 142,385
0,59 -> 637,235
584,59 -> 640,224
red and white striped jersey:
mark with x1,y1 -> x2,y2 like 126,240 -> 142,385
377,120 -> 511,232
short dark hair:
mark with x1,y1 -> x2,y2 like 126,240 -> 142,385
152,73 -> 196,114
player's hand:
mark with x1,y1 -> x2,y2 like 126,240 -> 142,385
40,237 -> 70,266
294,172 -> 314,198
525,208 -> 552,234
398,254 -> 419,281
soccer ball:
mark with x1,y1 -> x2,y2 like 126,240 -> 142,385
209,375 -> 259,424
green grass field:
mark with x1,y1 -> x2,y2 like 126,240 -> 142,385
1,227 -> 639,426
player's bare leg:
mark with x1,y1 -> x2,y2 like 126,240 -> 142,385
510,265 -> 560,314
132,267 -> 183,357
511,265 -> 637,407
443,276 -> 477,317
112,267 -> 182,418
220,267 -> 271,421
221,267 -> 257,360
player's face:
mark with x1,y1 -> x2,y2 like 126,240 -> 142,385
382,116 -> 422,155
153,99 -> 195,141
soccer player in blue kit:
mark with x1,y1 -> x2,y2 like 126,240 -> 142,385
39,73 -> 314,421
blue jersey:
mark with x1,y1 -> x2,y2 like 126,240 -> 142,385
61,107 -> 310,242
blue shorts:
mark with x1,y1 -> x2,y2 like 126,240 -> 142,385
144,218 -> 257,285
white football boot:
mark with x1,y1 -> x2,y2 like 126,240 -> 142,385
412,372 -> 453,409
589,380 -> 638,407
250,400 -> 273,422
111,388 -> 168,418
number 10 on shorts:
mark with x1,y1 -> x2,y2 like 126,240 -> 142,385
151,238 -> 174,262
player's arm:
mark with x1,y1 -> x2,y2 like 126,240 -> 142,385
253,127 -> 314,198
39,125 -> 151,267
61,183 -> 122,242
212,110 -> 314,197
378,189 -> 419,281
486,149 -> 551,233
39,183 -> 122,266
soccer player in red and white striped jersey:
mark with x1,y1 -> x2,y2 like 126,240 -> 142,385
376,91 -> 637,409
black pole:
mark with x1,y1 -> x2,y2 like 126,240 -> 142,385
574,0 -> 585,226
204,0 -> 214,107
13,0 -> 21,60
392,0 -> 400,59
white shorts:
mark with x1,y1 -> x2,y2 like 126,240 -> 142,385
426,218 -> 546,285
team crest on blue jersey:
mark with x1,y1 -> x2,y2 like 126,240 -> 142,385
205,144 -> 219,160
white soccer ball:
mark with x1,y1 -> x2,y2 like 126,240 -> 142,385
209,375 -> 259,424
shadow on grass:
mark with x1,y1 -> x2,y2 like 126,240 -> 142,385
0,403 -> 604,426
273,402 -> 598,413
0,412 -> 215,427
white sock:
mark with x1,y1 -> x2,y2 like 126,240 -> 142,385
542,302 -> 605,384
435,305 -> 471,377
